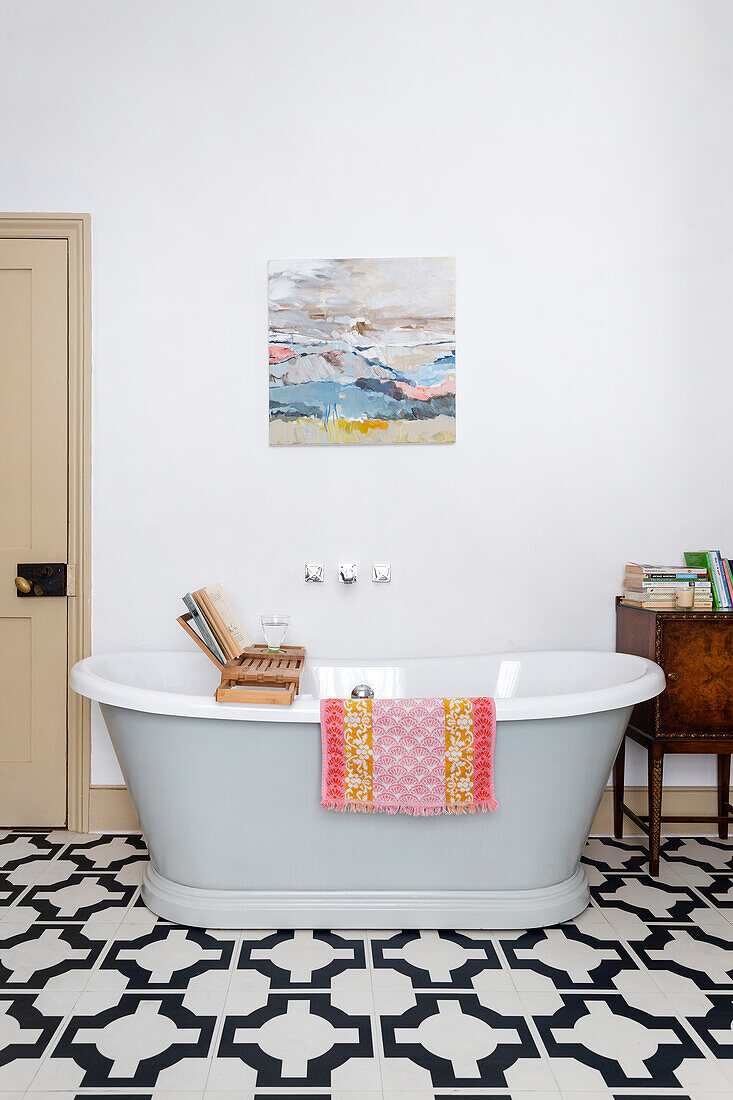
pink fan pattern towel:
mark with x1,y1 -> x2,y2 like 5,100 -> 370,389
320,697 -> 498,815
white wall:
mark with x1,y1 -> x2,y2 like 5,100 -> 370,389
2,0 -> 732,785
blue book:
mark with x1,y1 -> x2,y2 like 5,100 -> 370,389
182,593 -> 226,663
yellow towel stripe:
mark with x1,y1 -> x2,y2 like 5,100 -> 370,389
444,697 -> 474,804
344,698 -> 373,802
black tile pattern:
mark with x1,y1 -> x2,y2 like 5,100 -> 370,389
590,871 -> 706,922
63,833 -> 149,872
0,831 -> 731,1097
238,929 -> 366,988
0,830 -> 64,869
632,924 -> 733,989
533,991 -> 703,1088
217,992 -> 373,1086
687,994 -> 733,1058
101,925 -> 234,988
662,835 -> 733,872
0,992 -> 67,1066
0,923 -> 105,988
51,991 -> 217,1087
21,871 -> 137,921
582,836 -> 650,872
498,924 -> 642,989
696,873 -> 733,909
0,872 -> 30,908
371,929 -> 500,988
381,991 -> 539,1087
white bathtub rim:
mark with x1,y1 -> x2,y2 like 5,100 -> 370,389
141,862 -> 590,929
71,648 -> 664,724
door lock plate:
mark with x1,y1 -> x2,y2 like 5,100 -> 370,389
15,563 -> 67,596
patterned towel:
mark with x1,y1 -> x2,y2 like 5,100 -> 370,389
320,697 -> 498,815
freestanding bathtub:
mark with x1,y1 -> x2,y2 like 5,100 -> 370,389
71,649 -> 664,929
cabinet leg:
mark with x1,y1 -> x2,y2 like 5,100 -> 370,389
648,746 -> 663,876
718,754 -> 730,841
613,737 -> 626,839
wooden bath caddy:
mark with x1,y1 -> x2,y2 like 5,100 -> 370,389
177,614 -> 305,705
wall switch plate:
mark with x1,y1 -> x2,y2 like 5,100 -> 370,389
372,563 -> 391,583
304,562 -> 324,583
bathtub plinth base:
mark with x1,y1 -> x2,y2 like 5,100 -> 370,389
142,864 -> 589,929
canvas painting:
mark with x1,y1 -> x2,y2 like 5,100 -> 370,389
268,257 -> 455,445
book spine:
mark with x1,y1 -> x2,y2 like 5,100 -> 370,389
621,600 -> 677,609
708,552 -> 728,610
628,573 -> 708,581
624,580 -> 711,590
627,564 -> 708,576
713,550 -> 730,611
182,594 -> 226,664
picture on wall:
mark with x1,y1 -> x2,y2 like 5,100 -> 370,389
268,257 -> 455,445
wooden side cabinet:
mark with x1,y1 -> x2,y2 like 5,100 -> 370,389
615,599 -> 733,874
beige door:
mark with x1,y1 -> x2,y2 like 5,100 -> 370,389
0,238 -> 69,825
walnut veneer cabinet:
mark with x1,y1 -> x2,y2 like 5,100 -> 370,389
615,598 -> 733,875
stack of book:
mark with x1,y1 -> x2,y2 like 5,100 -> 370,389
182,584 -> 251,664
622,563 -> 713,610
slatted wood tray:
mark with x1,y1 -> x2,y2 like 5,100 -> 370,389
177,614 -> 305,705
216,644 -> 306,705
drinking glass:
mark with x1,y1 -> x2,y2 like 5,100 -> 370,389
261,613 -> 290,652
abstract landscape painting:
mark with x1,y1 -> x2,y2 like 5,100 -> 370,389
268,257 -> 455,445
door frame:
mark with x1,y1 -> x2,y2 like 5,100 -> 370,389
0,214 -> 92,831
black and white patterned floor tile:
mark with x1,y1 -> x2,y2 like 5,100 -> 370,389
377,990 -> 557,1092
684,993 -> 733,1061
582,835 -> 650,873
0,990 -> 77,1090
0,830 -> 65,870
590,872 -> 711,924
30,990 -> 221,1091
233,929 -> 369,991
0,873 -> 29,912
695,873 -> 733,912
13,872 -> 137,924
62,833 -> 149,873
627,923 -> 733,992
6,832 -> 733,1098
91,925 -> 236,991
662,836 -> 733,873
526,989 -> 709,1091
207,990 -> 379,1090
370,929 -> 508,991
0,922 -> 109,990
497,924 -> 653,992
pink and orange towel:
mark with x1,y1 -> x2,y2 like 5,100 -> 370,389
320,697 -> 498,815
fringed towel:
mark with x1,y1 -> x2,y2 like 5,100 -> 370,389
320,697 -> 498,815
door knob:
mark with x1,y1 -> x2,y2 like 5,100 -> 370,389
15,564 -> 68,596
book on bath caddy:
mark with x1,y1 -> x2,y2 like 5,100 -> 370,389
182,584 -> 251,663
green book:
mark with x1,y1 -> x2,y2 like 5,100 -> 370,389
684,552 -> 719,609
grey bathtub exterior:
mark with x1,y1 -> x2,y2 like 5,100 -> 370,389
100,701 -> 633,928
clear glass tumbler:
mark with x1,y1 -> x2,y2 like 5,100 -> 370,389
261,613 -> 290,652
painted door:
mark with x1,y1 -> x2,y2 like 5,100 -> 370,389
0,238 -> 68,824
